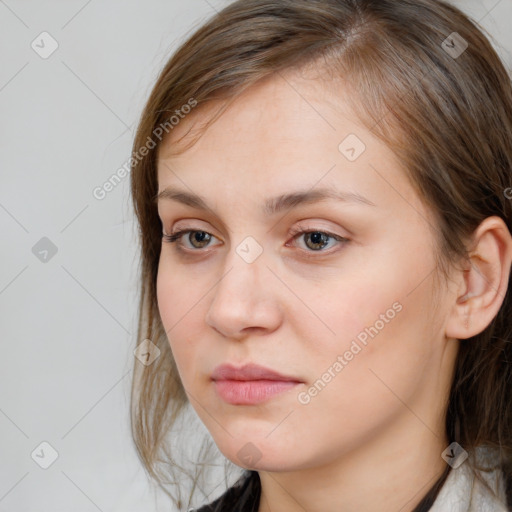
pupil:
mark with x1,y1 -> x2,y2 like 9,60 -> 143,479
308,232 -> 327,250
191,231 -> 209,247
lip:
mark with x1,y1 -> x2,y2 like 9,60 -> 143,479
211,363 -> 303,405
211,363 -> 300,382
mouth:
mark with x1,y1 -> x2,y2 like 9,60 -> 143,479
211,363 -> 303,405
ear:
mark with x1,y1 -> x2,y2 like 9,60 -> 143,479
445,216 -> 512,340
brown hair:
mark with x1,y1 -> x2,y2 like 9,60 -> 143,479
129,0 -> 512,509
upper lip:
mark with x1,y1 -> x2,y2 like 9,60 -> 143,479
211,363 -> 302,382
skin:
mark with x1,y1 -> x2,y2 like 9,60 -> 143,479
155,68 -> 512,512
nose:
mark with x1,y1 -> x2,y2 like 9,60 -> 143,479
204,247 -> 282,340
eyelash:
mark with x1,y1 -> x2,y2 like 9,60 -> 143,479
162,225 -> 349,257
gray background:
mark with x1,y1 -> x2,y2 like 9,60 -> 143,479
1,1 -> 511,511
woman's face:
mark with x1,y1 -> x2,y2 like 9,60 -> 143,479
155,71 -> 457,472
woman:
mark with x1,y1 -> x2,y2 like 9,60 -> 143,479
129,0 -> 512,510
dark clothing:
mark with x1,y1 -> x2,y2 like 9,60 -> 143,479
194,471 -> 260,512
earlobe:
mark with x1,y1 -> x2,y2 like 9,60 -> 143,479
445,216 -> 512,340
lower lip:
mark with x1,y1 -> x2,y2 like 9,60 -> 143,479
213,379 -> 300,405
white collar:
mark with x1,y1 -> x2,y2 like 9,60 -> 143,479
429,446 -> 508,511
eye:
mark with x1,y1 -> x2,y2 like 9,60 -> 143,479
162,226 -> 349,255
287,225 -> 349,253
162,229 -> 220,249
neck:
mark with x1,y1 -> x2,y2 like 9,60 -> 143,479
257,411 -> 449,512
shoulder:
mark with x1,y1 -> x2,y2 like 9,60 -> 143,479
429,445 -> 509,512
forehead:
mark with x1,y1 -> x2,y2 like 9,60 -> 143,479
156,71 -> 424,220
158,70 -> 355,158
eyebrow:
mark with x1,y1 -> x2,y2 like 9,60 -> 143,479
155,186 -> 376,215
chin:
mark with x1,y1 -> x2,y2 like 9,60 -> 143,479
214,435 -> 306,472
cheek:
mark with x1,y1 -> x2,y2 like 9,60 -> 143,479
319,236 -> 436,354
156,259 -> 190,357
297,243 -> 435,382
156,257 -> 210,384
288,293 -> 433,459
156,257 -> 176,331
156,254 -> 202,330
